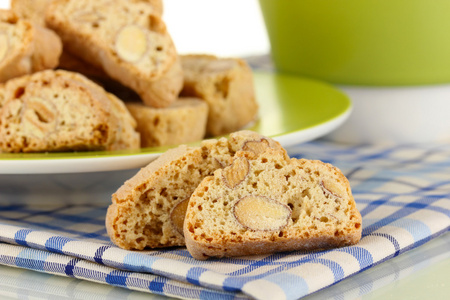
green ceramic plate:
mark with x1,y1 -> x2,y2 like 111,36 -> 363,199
0,71 -> 351,174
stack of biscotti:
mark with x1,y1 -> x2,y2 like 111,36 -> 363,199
106,131 -> 362,259
45,0 -> 182,108
3,0 -> 260,151
43,0 -> 221,147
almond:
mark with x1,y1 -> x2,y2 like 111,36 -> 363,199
233,195 -> 291,231
170,198 -> 189,235
242,139 -> 270,157
115,25 -> 148,63
223,157 -> 249,189
0,32 -> 8,63
23,97 -> 56,132
320,178 -> 346,199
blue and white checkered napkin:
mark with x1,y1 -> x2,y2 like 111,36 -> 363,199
1,141 -> 449,300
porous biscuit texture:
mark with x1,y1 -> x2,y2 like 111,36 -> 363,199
11,0 -> 53,26
12,0 -> 163,27
181,54 -> 258,136
184,148 -> 362,260
106,131 -> 287,250
46,0 -> 182,108
0,10 -> 62,83
0,70 -> 139,152
126,98 -> 208,147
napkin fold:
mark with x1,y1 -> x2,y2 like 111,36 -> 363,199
1,141 -> 450,300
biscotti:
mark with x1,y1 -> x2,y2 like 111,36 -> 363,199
12,0 -> 163,84
0,10 -> 62,83
46,0 -> 182,108
184,148 -> 362,260
180,54 -> 258,136
0,70 -> 139,152
125,98 -> 208,148
106,131 -> 287,250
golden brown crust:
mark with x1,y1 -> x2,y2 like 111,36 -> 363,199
180,54 -> 258,136
184,149 -> 362,260
45,0 -> 182,108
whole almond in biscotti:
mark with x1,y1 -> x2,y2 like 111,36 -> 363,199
0,70 -> 139,153
180,54 -> 259,136
184,148 -> 362,260
0,10 -> 62,83
45,0 -> 182,108
106,130 -> 288,250
125,98 -> 208,148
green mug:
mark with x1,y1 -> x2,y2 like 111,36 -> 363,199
259,0 -> 450,86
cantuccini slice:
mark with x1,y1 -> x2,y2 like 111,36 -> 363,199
106,131 -> 287,250
0,10 -> 62,83
181,54 -> 258,136
45,0 -> 182,108
126,98 -> 208,148
184,148 -> 362,260
0,70 -> 139,152
11,0 -> 164,84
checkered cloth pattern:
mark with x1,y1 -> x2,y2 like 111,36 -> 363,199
1,141 -> 449,300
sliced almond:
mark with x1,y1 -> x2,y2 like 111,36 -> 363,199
170,198 -> 189,235
233,195 -> 291,231
242,139 -> 270,157
115,25 -> 148,63
22,97 -> 56,131
320,178 -> 346,199
223,157 -> 249,189
0,32 -> 9,63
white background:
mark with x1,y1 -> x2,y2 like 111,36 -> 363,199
0,0 -> 270,57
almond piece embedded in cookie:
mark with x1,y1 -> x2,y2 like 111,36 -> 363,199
23,97 -> 57,133
0,32 -> 9,63
320,178 -> 346,199
115,25 -> 147,62
233,195 -> 291,231
223,157 -> 250,189
241,139 -> 270,158
170,198 -> 189,236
